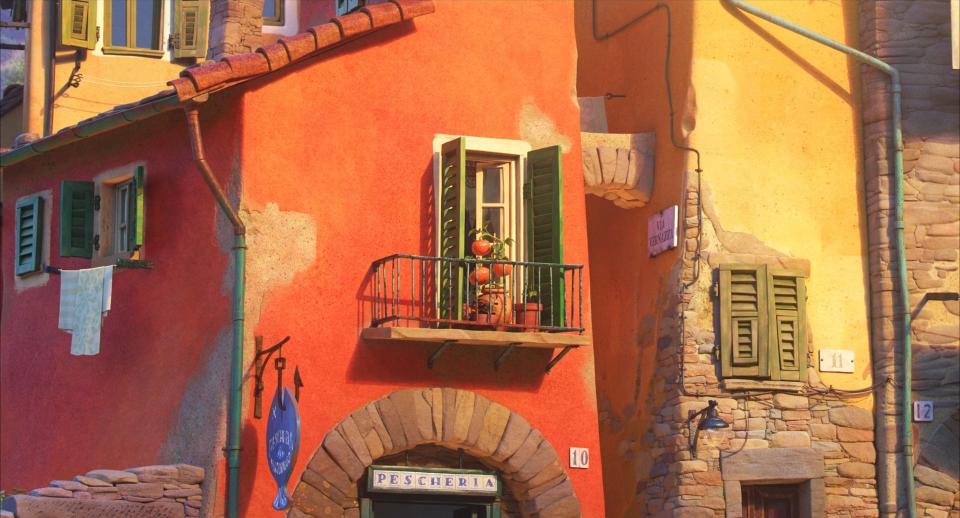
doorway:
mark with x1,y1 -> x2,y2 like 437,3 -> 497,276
742,484 -> 801,518
367,495 -> 498,518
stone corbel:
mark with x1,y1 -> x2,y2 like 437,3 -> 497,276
581,132 -> 655,209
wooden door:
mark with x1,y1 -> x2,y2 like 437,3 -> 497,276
742,484 -> 800,518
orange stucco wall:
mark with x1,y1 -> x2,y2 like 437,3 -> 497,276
575,1 -> 695,516
236,1 -> 604,516
2,1 -> 606,516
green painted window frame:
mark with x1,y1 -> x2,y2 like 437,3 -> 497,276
15,195 -> 44,276
103,0 -> 165,57
262,0 -> 284,26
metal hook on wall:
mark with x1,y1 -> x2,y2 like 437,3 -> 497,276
253,335 -> 292,419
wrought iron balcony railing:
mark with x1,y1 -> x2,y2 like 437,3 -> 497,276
369,254 -> 584,334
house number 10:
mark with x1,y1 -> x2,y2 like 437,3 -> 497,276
569,447 -> 589,469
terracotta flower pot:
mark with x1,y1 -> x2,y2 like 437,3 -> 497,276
514,302 -> 543,329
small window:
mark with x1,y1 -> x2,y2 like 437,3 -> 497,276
104,0 -> 164,56
15,195 -> 45,276
262,0 -> 283,26
718,264 -> 808,382
99,167 -> 145,259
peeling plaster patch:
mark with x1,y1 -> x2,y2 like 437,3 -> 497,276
700,182 -> 787,258
160,326 -> 230,518
519,98 -> 572,153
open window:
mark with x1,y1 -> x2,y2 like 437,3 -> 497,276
60,165 -> 146,261
436,137 -> 565,327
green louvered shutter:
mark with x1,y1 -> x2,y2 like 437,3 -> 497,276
127,166 -> 146,250
15,196 -> 44,276
59,181 -> 95,258
60,0 -> 98,49
768,270 -> 807,381
438,138 -> 466,322
173,0 -> 211,58
719,264 -> 769,378
525,146 -> 564,327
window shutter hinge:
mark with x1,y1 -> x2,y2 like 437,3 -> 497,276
710,281 -> 719,299
523,183 -> 531,200
95,26 -> 101,42
93,234 -> 100,251
169,33 -> 180,50
94,195 -> 101,211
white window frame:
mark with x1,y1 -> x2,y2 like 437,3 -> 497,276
432,135 -> 531,262
92,163 -> 143,265
261,0 -> 299,37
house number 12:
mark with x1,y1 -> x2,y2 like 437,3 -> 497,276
569,447 -> 589,469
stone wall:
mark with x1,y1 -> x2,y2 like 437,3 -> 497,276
858,1 -> 960,516
626,180 -> 884,517
0,464 -> 204,518
208,0 -> 265,61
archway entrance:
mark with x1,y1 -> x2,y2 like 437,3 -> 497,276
288,388 -> 581,518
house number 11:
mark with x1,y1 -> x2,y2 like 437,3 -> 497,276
569,447 -> 589,469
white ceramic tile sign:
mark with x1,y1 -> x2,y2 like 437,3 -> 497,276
913,401 -> 934,422
569,447 -> 589,469
818,349 -> 855,373
648,205 -> 679,257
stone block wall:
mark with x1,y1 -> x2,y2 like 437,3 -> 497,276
208,0 -> 265,61
626,181 -> 883,517
858,1 -> 960,516
0,464 -> 204,518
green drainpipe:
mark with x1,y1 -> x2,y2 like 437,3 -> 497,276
725,1 -> 912,515
184,105 -> 247,518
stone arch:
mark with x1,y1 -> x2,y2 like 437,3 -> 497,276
288,388 -> 581,518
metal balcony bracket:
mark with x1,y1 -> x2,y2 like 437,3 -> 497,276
494,343 -> 522,371
253,335 -> 292,419
545,346 -> 577,373
428,340 -> 456,369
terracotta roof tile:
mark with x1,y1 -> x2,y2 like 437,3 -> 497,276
390,0 -> 435,20
361,3 -> 403,28
280,32 -> 318,62
258,42 -> 292,71
169,77 -> 199,100
333,11 -> 374,38
221,53 -> 270,80
309,23 -> 343,48
183,61 -> 233,91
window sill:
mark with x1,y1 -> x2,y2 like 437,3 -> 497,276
102,47 -> 166,58
721,379 -> 805,393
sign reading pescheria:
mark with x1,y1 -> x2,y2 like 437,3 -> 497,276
648,205 -> 679,257
367,466 -> 500,497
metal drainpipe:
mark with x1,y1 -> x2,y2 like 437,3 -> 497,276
725,1 -> 913,515
184,104 -> 246,518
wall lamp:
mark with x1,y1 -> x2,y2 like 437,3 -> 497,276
687,400 -> 730,455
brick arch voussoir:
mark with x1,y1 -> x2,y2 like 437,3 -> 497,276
288,387 -> 581,518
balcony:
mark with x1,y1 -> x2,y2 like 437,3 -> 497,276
361,254 -> 590,371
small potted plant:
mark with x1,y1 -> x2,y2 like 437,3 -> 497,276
470,228 -> 514,278
514,289 -> 542,330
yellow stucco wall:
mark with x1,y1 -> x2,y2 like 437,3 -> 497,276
689,0 -> 871,394
579,1 -> 871,516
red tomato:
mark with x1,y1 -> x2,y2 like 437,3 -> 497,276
492,263 -> 513,277
471,239 -> 492,257
469,266 -> 491,285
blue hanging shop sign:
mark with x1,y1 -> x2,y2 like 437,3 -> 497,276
266,386 -> 301,510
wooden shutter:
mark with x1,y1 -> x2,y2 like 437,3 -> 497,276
174,0 -> 210,58
525,146 -> 564,327
59,181 -> 95,258
767,270 -> 807,381
127,166 -> 146,250
15,196 -> 44,276
60,0 -> 98,49
719,264 -> 769,378
438,138 -> 466,321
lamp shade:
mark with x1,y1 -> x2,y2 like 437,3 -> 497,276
700,416 -> 730,429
